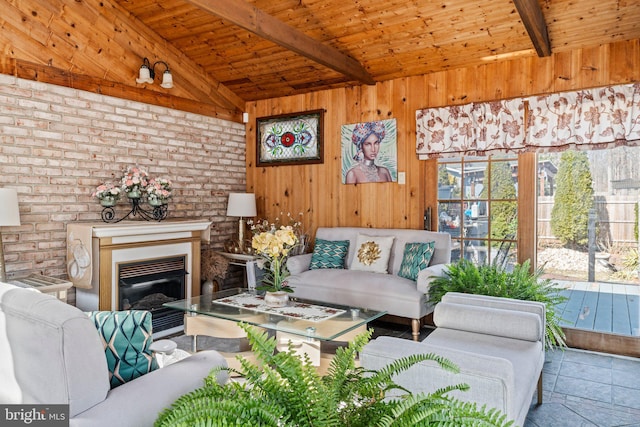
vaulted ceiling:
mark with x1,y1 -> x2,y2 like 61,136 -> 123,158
1,0 -> 639,121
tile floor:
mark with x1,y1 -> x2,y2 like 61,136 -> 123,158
526,348 -> 640,427
170,320 -> 640,427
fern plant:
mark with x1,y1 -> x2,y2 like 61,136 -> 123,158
155,323 -> 513,427
428,258 -> 567,350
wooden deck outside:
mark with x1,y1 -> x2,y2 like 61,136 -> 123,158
554,280 -> 640,337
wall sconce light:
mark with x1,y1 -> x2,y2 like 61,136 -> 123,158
135,57 -> 174,89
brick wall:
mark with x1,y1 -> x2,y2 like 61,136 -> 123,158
0,74 -> 247,284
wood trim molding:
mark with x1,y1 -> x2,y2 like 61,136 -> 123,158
518,152 -> 537,268
98,246 -> 113,311
564,327 -> 640,358
0,58 -> 242,122
191,238 -> 203,298
97,236 -> 198,251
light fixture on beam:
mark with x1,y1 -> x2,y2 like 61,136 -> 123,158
135,57 -> 174,89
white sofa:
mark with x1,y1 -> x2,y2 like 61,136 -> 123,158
286,227 -> 452,340
0,282 -> 228,427
360,292 -> 545,426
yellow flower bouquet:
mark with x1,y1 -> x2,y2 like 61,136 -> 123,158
251,225 -> 299,293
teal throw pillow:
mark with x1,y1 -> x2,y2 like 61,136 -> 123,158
88,310 -> 158,388
398,241 -> 435,281
309,238 -> 349,269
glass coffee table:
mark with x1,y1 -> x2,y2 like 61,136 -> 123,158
164,288 -> 386,367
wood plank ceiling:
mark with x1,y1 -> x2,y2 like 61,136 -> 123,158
0,0 -> 639,120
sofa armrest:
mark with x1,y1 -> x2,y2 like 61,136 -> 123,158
416,263 -> 448,297
360,336 -> 515,416
287,253 -> 313,275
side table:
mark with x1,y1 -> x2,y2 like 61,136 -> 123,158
217,252 -> 263,289
9,274 -> 73,303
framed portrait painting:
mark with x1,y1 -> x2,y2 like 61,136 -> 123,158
341,119 -> 397,184
256,109 -> 324,166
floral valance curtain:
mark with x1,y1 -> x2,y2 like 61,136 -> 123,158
527,83 -> 640,151
415,83 -> 640,158
416,99 -> 525,159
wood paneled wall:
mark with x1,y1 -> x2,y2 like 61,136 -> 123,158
245,39 -> 640,238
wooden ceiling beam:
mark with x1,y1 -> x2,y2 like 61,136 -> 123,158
185,0 -> 376,85
513,0 -> 552,57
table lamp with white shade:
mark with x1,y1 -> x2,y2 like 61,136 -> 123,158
0,189 -> 21,282
226,193 -> 256,253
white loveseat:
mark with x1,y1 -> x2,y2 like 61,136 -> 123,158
285,227 -> 451,340
0,282 -> 228,427
360,292 -> 545,426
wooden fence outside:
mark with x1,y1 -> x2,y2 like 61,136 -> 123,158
538,196 -> 638,247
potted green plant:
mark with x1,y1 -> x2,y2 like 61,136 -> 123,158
428,259 -> 567,350
155,324 -> 513,427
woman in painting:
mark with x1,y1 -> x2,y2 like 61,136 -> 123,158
345,121 -> 392,184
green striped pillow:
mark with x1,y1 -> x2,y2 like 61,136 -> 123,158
398,242 -> 435,281
309,238 -> 350,269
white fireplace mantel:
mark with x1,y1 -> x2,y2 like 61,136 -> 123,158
88,219 -> 211,241
71,219 -> 212,337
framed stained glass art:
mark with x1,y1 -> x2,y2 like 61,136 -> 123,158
256,109 -> 324,166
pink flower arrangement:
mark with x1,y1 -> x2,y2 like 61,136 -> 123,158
149,177 -> 172,190
92,182 -> 122,200
121,166 -> 149,193
92,167 -> 173,209
146,177 -> 172,200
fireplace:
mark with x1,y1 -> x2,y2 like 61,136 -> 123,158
69,220 -> 211,338
118,256 -> 187,334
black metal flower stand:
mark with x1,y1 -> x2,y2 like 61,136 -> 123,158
100,196 -> 168,223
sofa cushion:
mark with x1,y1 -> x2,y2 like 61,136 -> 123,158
309,238 -> 349,269
397,241 -> 435,281
71,351 -> 229,427
286,268 -> 430,319
88,311 -> 158,388
360,335 -> 518,412
426,327 -> 544,424
349,234 -> 395,273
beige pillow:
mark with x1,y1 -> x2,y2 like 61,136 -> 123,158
349,234 -> 395,274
